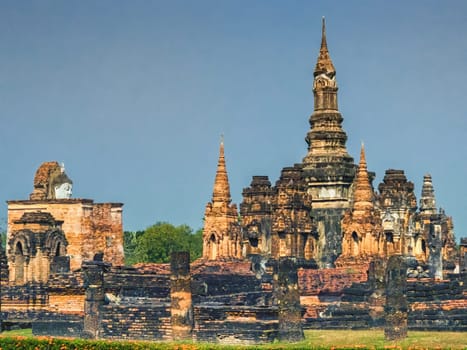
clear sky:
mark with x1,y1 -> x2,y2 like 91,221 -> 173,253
0,1 -> 466,241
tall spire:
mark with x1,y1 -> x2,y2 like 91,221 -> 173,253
303,18 -> 353,169
212,136 -> 231,204
419,174 -> 436,214
314,17 -> 335,78
352,143 -> 373,212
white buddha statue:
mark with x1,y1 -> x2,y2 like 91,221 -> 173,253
55,182 -> 72,199
51,163 -> 73,199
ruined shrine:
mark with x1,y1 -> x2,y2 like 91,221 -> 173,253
0,18 -> 466,343
7,161 -> 124,272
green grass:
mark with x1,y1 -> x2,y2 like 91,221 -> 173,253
0,328 -> 33,337
0,329 -> 465,349
303,330 -> 467,349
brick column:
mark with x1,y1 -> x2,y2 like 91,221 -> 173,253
274,258 -> 304,342
82,257 -> 109,339
170,252 -> 193,340
384,255 -> 407,341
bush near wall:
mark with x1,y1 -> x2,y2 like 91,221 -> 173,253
0,337 -> 185,350
0,337 -> 252,350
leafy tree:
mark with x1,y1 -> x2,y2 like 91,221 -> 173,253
128,222 -> 202,264
123,230 -> 144,266
188,228 -> 203,261
1,232 -> 5,251
0,217 -> 6,252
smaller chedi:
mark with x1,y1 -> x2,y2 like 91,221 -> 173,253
7,161 -> 124,275
202,140 -> 242,260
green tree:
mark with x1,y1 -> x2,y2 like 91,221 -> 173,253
123,230 -> 144,266
1,232 -> 5,251
0,217 -> 6,252
131,222 -> 202,264
188,228 -> 203,260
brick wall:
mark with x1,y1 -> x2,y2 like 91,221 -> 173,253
99,302 -> 171,340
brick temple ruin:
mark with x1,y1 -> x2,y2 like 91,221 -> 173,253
1,19 -> 466,343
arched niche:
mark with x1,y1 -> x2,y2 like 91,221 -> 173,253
208,232 -> 219,260
14,241 -> 25,284
352,232 -> 359,256
45,229 -> 70,274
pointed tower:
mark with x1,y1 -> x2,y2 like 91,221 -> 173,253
202,138 -> 242,260
302,18 -> 356,267
419,174 -> 436,214
303,18 -> 354,168
339,144 -> 381,265
352,144 -> 373,215
413,174 -> 457,273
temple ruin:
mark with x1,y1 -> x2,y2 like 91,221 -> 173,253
0,18 -> 466,343
7,161 -> 124,272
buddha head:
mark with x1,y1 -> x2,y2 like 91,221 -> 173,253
54,181 -> 73,199
50,163 -> 73,199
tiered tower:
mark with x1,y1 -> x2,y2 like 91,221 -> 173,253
413,174 -> 457,271
377,170 -> 417,256
270,165 -> 315,260
419,174 -> 436,214
202,139 -> 242,260
240,176 -> 274,256
302,18 -> 356,267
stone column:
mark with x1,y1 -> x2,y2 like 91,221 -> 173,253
428,221 -> 443,280
368,257 -> 386,291
82,257 -> 109,339
170,252 -> 193,341
274,258 -> 304,342
460,238 -> 467,273
384,255 -> 408,341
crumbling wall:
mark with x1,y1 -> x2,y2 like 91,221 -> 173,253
46,272 -> 85,313
300,265 -> 467,331
83,204 -> 124,267
99,302 -> 172,340
299,266 -> 368,297
193,305 -> 278,344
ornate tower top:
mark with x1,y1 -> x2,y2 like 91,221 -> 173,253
419,174 -> 437,214
302,18 -> 354,174
352,144 -> 374,213
378,169 -> 417,211
211,138 -> 232,205
314,17 -> 336,78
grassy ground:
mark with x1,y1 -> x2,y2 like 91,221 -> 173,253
1,328 -> 33,337
304,330 -> 467,349
1,328 -> 466,349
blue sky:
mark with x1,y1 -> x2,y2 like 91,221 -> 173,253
0,1 -> 466,241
